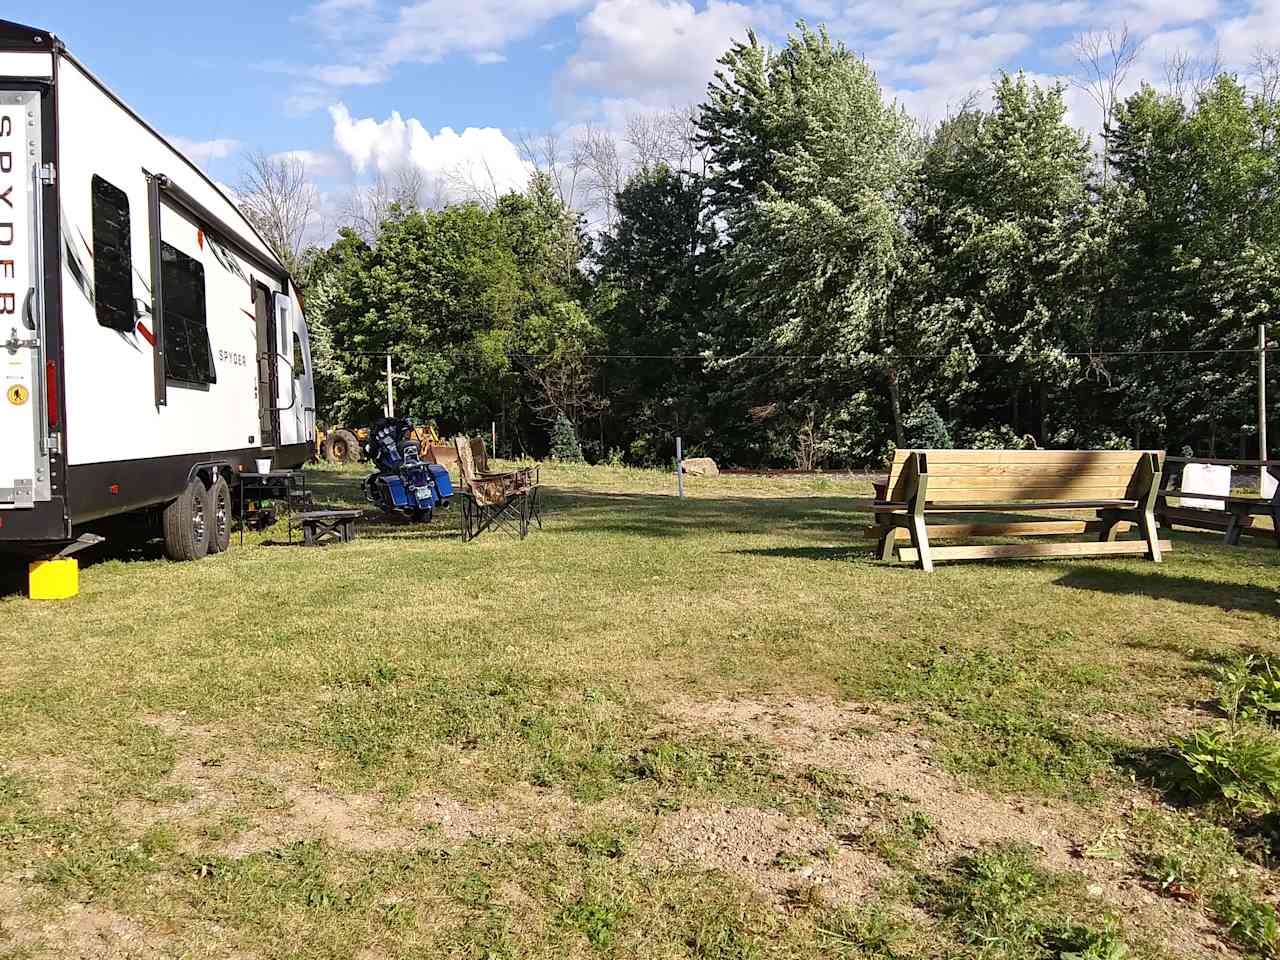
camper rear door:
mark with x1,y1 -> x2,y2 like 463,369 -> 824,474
0,90 -> 50,512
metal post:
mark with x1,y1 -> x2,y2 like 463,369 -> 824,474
385,354 -> 394,418
492,421 -> 497,458
676,436 -> 684,498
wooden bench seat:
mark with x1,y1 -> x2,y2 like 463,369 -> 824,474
865,449 -> 1169,571
869,498 -> 1139,511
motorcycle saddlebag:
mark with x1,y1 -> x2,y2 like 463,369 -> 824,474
426,463 -> 454,498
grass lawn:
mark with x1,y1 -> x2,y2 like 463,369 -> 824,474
1,461 -> 1278,959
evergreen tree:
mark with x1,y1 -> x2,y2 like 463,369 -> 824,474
550,414 -> 584,461
596,164 -> 718,463
903,402 -> 952,448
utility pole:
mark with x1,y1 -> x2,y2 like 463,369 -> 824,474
386,353 -> 394,418
1261,323 -> 1270,494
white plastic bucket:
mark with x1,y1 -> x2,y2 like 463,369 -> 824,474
255,458 -> 272,474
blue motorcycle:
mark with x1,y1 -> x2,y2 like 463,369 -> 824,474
361,417 -> 453,522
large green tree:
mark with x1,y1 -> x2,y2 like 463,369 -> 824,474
906,73 -> 1105,448
595,164 -> 717,463
1105,76 -> 1280,454
315,205 -> 520,431
696,23 -> 920,464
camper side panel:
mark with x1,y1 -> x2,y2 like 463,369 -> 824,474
54,57 -> 307,522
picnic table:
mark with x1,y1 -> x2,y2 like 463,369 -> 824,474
859,449 -> 1169,572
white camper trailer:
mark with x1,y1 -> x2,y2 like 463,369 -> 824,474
0,18 -> 316,561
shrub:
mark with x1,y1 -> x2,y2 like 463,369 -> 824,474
1209,888 -> 1280,957
903,402 -> 952,449
962,423 -> 1025,450
550,414 -> 584,462
1218,655 -> 1280,725
1170,726 -> 1280,816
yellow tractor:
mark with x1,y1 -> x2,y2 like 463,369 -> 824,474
316,422 -> 444,464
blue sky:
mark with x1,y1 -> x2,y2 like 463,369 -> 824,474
12,0 -> 1276,210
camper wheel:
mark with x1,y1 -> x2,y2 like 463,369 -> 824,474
206,476 -> 232,555
162,478 -> 212,561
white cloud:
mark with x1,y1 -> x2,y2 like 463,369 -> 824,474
897,31 -> 1031,87
474,51 -> 508,64
311,63 -> 390,86
381,0 -> 590,64
563,0 -> 767,105
329,103 -> 533,201
270,149 -> 347,178
170,136 -> 241,167
1216,0 -> 1280,65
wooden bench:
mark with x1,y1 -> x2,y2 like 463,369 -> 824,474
862,449 -> 1170,572
1157,463 -> 1279,548
298,510 -> 360,546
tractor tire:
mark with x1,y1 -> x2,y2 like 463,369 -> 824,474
162,478 -> 211,561
206,476 -> 232,554
327,428 -> 360,464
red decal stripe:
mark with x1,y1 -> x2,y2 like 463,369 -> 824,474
136,322 -> 156,347
241,308 -> 256,322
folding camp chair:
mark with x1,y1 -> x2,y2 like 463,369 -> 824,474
453,436 -> 541,541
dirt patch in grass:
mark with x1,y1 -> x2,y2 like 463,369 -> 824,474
661,696 -> 1226,958
119,716 -> 623,857
219,786 -> 419,856
0,896 -> 159,959
645,806 -> 888,910
410,787 -> 591,843
662,696 -> 1079,859
118,716 -> 418,855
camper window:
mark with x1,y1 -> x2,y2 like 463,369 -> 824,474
91,176 -> 134,332
292,333 -> 304,379
160,242 -> 216,387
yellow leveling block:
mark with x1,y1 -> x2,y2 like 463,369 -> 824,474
28,558 -> 80,601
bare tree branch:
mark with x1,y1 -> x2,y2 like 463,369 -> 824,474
1251,45 -> 1280,104
238,149 -> 320,278
1071,24 -> 1143,181
1163,44 -> 1222,102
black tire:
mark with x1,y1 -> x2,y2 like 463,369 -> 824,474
328,428 -> 360,464
206,476 -> 232,555
162,478 -> 211,561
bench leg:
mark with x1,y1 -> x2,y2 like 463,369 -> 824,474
875,519 -> 898,561
1224,510 -> 1243,546
303,523 -> 316,546
908,515 -> 933,572
1096,509 -> 1121,542
1139,509 -> 1162,562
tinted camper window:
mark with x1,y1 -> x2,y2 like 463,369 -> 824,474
160,242 -> 216,386
292,333 -> 304,379
91,176 -> 134,332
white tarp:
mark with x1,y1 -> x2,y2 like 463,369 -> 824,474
1180,463 -> 1231,510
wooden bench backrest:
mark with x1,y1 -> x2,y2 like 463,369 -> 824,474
885,449 -> 1163,503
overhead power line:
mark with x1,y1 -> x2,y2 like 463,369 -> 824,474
507,347 -> 1279,361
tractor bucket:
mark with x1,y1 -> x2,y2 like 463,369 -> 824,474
425,443 -> 459,469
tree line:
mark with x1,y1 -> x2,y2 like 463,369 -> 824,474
241,23 -> 1280,468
